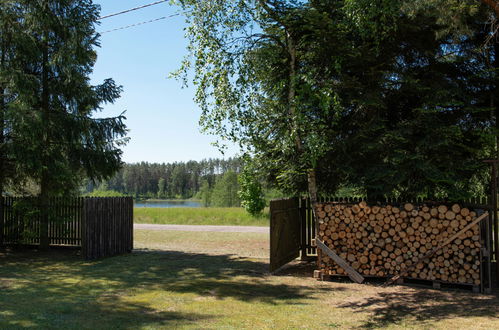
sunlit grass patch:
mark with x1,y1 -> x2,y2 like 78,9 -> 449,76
134,207 -> 269,226
0,231 -> 498,329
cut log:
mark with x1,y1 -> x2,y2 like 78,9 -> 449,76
385,212 -> 488,286
404,203 -> 414,212
438,205 -> 448,214
315,202 -> 483,287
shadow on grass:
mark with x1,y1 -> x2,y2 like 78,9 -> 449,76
338,286 -> 499,328
274,258 -> 499,328
0,247 -> 328,328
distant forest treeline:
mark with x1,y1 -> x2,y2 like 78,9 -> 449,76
83,158 -> 243,199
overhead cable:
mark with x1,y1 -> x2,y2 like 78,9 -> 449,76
98,0 -> 169,20
99,13 -> 181,34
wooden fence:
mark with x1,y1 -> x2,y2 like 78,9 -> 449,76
270,198 -> 301,272
0,197 -> 133,260
82,197 -> 133,260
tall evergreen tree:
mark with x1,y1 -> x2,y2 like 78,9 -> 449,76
157,177 -> 166,198
0,1 -> 20,245
4,0 -> 128,248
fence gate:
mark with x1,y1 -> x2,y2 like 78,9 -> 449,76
270,197 -> 301,272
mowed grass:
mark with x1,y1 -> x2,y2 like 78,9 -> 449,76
1,230 -> 498,329
134,207 -> 269,227
134,230 -> 269,257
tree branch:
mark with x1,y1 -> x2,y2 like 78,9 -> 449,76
481,0 -> 499,16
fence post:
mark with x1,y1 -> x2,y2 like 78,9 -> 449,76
299,197 -> 307,261
128,197 -> 133,252
0,196 -> 3,246
491,163 -> 499,284
81,198 -> 87,259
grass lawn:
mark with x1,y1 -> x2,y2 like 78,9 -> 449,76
1,230 -> 498,329
134,207 -> 269,227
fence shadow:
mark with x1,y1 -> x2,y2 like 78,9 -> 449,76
0,247 -> 330,328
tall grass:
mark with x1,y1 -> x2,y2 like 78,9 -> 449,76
134,207 -> 269,226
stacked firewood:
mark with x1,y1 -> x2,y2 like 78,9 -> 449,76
316,202 -> 482,285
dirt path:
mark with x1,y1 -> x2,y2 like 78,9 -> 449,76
134,223 -> 269,233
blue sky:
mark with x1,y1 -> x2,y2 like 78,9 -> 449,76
91,1 -> 238,163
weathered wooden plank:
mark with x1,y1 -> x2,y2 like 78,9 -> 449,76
0,196 -> 4,246
316,239 -> 365,284
129,197 -> 133,252
82,198 -> 88,259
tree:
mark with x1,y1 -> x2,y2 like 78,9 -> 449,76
176,0 -> 496,201
403,0 -> 499,167
331,0 -> 495,199
199,179 -> 212,207
211,171 -> 240,207
0,1 -> 20,245
4,0 -> 128,248
174,0 -> 331,207
238,159 -> 266,216
157,177 -> 166,198
171,164 -> 188,198
0,1 -> 14,197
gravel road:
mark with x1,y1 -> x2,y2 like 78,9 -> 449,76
134,223 -> 269,233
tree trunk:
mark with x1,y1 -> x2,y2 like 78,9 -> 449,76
287,31 -> 319,206
0,17 -> 10,247
39,175 -> 50,250
39,17 -> 50,250
495,40 -> 499,160
287,32 -> 321,267
259,2 -> 321,208
0,26 -> 5,246
494,39 -> 499,281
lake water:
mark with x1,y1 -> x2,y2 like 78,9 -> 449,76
134,200 -> 202,208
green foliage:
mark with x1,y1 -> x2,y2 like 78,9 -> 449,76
238,160 -> 266,216
401,0 -> 482,37
263,188 -> 287,203
198,180 -> 212,207
157,178 -> 166,198
0,0 -> 128,198
176,0 -> 497,200
10,199 -> 40,243
211,171 -> 241,207
83,158 -> 242,199
86,190 -> 126,197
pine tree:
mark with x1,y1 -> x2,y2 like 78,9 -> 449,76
0,1 -> 20,245
157,177 -> 166,198
4,0 -> 128,249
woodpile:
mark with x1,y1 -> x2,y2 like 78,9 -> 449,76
315,202 -> 483,285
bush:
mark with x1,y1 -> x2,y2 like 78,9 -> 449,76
238,169 -> 266,216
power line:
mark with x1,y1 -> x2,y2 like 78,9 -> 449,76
99,13 -> 181,34
98,0 -> 169,20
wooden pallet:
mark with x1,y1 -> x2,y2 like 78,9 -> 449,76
314,271 -> 389,283
400,277 -> 481,293
315,270 -> 486,293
